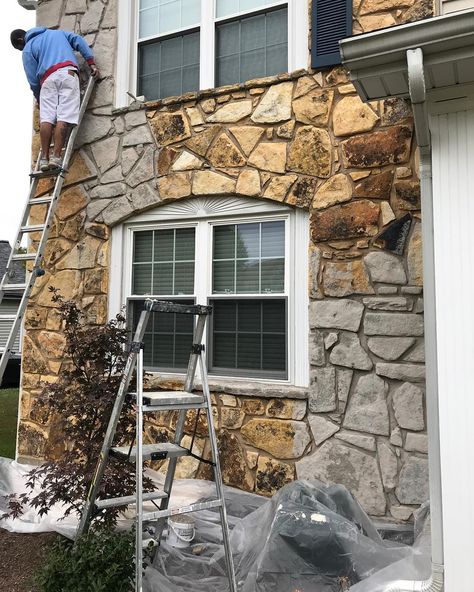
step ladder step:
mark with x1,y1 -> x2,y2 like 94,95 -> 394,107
143,499 -> 223,522
21,224 -> 45,233
139,390 -> 205,408
95,490 -> 168,510
111,443 -> 189,462
28,196 -> 53,205
12,253 -> 37,261
1,284 -> 27,291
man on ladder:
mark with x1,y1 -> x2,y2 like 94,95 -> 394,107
10,26 -> 100,172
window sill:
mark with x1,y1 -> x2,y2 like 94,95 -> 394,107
145,372 -> 308,400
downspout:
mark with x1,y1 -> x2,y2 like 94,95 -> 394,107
383,47 -> 444,592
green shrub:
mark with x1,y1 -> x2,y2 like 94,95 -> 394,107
35,529 -> 135,592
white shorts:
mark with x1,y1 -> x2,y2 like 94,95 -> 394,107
40,67 -> 80,125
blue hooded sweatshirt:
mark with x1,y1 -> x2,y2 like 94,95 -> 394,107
22,27 -> 95,101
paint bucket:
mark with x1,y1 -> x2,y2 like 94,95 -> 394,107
167,514 -> 195,548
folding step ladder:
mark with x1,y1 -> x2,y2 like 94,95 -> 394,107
0,76 -> 95,385
77,299 -> 237,592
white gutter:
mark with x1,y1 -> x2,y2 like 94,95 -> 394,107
383,48 -> 444,592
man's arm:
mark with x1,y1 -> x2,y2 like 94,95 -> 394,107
22,50 -> 40,102
63,31 -> 100,78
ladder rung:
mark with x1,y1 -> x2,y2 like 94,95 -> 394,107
28,196 -> 53,205
111,443 -> 189,462
143,499 -> 223,522
145,299 -> 212,315
21,224 -> 45,233
30,169 -> 62,179
1,284 -> 27,291
95,490 -> 168,510
12,253 -> 37,261
138,391 -> 205,407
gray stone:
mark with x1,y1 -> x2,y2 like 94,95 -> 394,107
127,145 -> 155,188
309,332 -> 325,367
309,246 -> 322,298
364,251 -> 407,285
404,341 -> 425,362
337,368 -> 353,405
101,196 -> 135,226
37,0 -> 62,27
90,77 -> 114,108
363,297 -> 412,311
114,115 -> 125,135
66,0 -> 87,14
414,298 -> 424,313
100,165 -> 122,184
376,363 -> 425,382
125,110 -> 147,129
121,147 -> 139,176
309,368 -> 336,413
330,332 -> 373,370
364,313 -> 424,336
377,286 -> 398,295
390,505 -> 413,521
129,183 -> 160,211
123,125 -> 154,147
367,337 -> 415,361
392,382 -> 424,431
77,115 -> 113,145
390,427 -> 403,447
405,433 -> 428,453
87,198 -> 111,220
296,441 -> 386,515
377,441 -> 398,489
61,13 -> 78,31
335,430 -> 376,451
80,0 -> 105,33
396,456 -> 429,505
93,29 -> 117,77
324,333 -> 338,349
91,136 -> 120,173
251,82 -> 293,123
343,374 -> 390,436
309,299 -> 364,332
308,415 -> 340,446
90,182 -> 127,199
401,286 -> 422,295
102,0 -> 117,28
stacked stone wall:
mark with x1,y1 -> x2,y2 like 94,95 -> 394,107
19,0 -> 432,521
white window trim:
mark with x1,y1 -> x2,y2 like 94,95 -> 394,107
115,0 -> 308,107
109,196 -> 309,387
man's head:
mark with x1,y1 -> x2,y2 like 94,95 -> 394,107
10,29 -> 26,51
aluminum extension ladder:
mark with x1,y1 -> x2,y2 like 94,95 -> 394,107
77,299 -> 238,592
0,76 -> 96,385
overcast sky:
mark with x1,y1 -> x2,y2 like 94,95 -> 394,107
1,3 -> 35,245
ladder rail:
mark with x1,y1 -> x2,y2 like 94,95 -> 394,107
136,348 -> 144,592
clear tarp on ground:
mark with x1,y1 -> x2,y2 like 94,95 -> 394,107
0,458 -> 431,591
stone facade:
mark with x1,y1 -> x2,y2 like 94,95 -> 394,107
19,0 -> 433,521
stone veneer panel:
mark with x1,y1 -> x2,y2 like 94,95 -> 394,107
19,0 -> 432,519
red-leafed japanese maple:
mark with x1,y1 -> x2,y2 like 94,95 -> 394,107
5,288 -> 152,529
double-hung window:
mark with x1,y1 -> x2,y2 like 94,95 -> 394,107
112,198 -> 308,386
118,1 -> 308,105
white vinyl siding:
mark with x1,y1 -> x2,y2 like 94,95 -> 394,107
0,300 -> 21,353
440,0 -> 474,14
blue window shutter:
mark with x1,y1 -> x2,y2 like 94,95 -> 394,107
312,0 -> 353,69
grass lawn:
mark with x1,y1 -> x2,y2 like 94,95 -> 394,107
0,388 -> 19,459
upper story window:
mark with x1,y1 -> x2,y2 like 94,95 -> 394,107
118,0 -> 308,106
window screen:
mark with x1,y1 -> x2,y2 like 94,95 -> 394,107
215,7 -> 288,87
132,227 -> 195,295
138,31 -> 200,101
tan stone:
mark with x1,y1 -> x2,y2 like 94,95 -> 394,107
339,83 -> 356,95
36,270 -> 81,306
55,186 -> 89,220
394,180 -> 421,211
229,126 -> 265,156
200,98 -> 216,113
286,177 -> 318,208
360,0 -> 414,15
248,142 -> 287,173
43,238 -> 71,267
157,147 -> 178,175
354,170 -> 394,200
207,133 -> 246,168
263,175 -> 297,202
313,174 -> 352,209
218,431 -> 254,490
185,106 -> 204,126
149,111 -> 191,146
236,169 -> 261,196
256,456 -> 294,496
359,14 -> 397,33
350,171 -> 371,181
251,82 -> 293,123
407,222 -> 423,286
22,336 -> 48,374
294,75 -> 318,99
192,171 -> 236,195
62,212 -> 86,242
64,152 -> 97,187
207,100 -> 253,123
171,150 -> 203,171
325,67 -> 349,86
293,90 -> 334,126
220,408 -> 246,429
276,120 -> 296,139
312,200 -> 380,242
266,399 -> 307,420
24,308 -> 48,330
333,96 -> 379,136
287,127 -> 332,177
84,268 -> 108,294
323,260 -> 375,297
381,201 -> 396,225
37,331 -> 67,359
246,451 -> 259,470
241,418 -> 310,459
342,125 -> 412,168
158,173 -> 191,200
241,398 -> 266,415
46,308 -> 63,330
184,126 -> 221,156
56,237 -> 102,270
85,295 -> 108,324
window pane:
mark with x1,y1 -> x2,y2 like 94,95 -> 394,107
216,0 -> 281,18
237,223 -> 259,259
211,299 -> 286,376
153,263 -> 174,294
139,6 -> 159,38
261,258 -> 284,292
138,31 -> 200,101
236,259 -> 259,293
174,262 -> 194,294
213,260 -> 235,293
154,229 -> 174,262
133,263 -> 153,294
139,0 -> 200,38
216,8 -> 288,86
214,225 -> 235,259
175,228 -> 195,260
134,231 -> 153,262
261,220 -> 284,257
